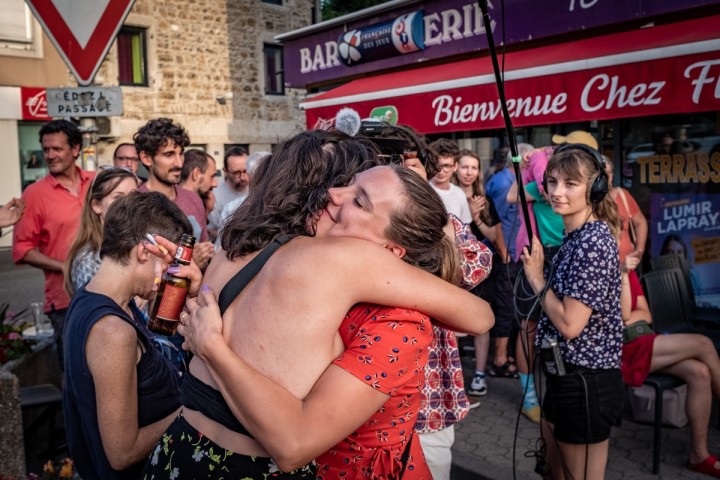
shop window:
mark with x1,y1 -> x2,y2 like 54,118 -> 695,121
18,123 -> 47,191
616,112 -> 720,309
264,44 -> 284,96
0,0 -> 42,58
118,27 -> 148,86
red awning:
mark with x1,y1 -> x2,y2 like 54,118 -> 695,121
301,15 -> 720,134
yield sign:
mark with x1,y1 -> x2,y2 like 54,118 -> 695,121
25,0 -> 136,86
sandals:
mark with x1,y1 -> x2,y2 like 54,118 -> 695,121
689,455 -> 720,478
487,360 -> 519,378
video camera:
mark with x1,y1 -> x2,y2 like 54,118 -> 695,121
359,120 -> 428,167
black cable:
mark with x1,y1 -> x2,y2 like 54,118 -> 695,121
476,0 -> 534,250
579,372 -> 591,480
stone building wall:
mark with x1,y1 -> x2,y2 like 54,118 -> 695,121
93,0 -> 313,163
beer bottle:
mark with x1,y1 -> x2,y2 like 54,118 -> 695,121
148,233 -> 195,335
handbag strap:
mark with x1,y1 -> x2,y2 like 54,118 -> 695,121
617,188 -> 637,241
217,234 -> 291,315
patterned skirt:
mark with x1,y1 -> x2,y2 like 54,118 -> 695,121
141,414 -> 317,479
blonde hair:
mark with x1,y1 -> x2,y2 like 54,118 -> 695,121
451,149 -> 491,224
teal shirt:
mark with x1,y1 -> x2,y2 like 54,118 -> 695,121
526,181 -> 564,247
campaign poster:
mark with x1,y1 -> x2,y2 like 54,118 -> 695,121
650,193 -> 720,308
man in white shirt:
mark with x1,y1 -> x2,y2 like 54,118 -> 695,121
207,146 -> 248,238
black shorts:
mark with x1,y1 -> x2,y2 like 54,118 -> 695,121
542,366 -> 624,444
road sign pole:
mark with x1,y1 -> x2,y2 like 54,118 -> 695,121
79,118 -> 98,171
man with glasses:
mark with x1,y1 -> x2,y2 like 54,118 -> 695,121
208,146 -> 248,238
12,119 -> 95,371
428,138 -> 472,224
112,143 -> 140,174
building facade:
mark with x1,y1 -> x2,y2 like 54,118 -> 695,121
279,0 -> 720,308
0,0 -> 314,247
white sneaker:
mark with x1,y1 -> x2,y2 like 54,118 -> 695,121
468,373 -> 488,396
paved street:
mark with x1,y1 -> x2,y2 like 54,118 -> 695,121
4,247 -> 720,479
453,352 -> 720,480
0,248 -> 45,326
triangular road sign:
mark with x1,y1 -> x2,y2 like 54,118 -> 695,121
25,0 -> 136,86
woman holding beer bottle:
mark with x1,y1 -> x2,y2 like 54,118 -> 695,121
63,191 -> 192,480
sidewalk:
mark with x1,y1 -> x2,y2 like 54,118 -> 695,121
451,353 -> 720,480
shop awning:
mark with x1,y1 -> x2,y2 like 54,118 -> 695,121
301,15 -> 720,134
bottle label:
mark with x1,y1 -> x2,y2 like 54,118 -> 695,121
176,245 -> 193,264
155,283 -> 188,321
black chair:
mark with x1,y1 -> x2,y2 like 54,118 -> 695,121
641,373 -> 686,474
20,384 -> 65,457
643,269 -> 720,349
650,255 -> 720,328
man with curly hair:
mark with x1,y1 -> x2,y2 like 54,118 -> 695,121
134,118 -> 213,269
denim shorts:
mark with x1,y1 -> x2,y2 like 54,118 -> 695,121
542,366 -> 624,444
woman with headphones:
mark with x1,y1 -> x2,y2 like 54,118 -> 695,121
521,144 -> 624,480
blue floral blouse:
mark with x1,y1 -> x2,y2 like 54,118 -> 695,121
534,221 -> 622,370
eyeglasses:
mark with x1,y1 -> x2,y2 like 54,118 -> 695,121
438,163 -> 456,171
226,168 -> 248,177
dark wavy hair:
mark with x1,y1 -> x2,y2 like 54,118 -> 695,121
133,118 -> 191,157
39,119 -> 82,149
101,191 -> 191,265
430,138 -> 460,161
221,130 -> 380,259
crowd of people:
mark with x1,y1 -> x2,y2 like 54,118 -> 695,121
5,117 -> 718,480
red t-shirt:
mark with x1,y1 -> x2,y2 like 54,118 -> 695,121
13,168 -> 94,312
316,303 -> 433,480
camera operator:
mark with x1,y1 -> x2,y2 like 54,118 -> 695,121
521,145 -> 623,480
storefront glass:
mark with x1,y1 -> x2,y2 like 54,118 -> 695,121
619,112 -> 720,308
18,122 -> 46,191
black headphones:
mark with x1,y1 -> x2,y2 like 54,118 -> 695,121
542,143 -> 609,204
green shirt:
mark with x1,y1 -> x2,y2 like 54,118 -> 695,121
526,181 -> 563,247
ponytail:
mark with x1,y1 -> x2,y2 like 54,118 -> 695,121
438,235 -> 461,285
592,188 -> 620,240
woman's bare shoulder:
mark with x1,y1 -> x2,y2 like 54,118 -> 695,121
289,236 -> 395,263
